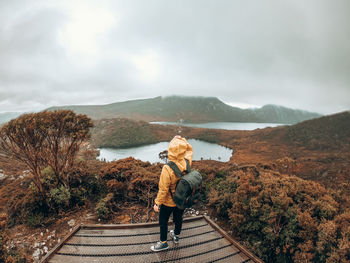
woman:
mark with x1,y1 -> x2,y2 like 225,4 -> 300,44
151,135 -> 193,252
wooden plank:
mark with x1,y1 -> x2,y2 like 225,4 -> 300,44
156,245 -> 241,263
80,215 -> 203,230
40,224 -> 81,263
48,253 -> 157,263
75,221 -> 208,237
67,224 -> 213,245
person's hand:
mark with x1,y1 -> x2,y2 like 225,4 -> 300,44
154,204 -> 159,212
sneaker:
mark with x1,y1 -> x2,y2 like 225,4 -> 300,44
169,230 -> 179,244
151,241 -> 169,252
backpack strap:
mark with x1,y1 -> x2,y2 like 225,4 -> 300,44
167,159 -> 191,201
167,159 -> 191,178
167,161 -> 182,178
185,159 -> 191,173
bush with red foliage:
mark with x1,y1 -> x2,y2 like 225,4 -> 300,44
98,157 -> 162,213
202,162 -> 350,263
0,110 -> 93,196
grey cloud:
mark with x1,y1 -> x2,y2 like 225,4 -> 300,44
0,0 -> 349,114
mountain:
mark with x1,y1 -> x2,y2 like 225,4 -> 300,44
47,96 -> 321,124
253,104 -> 322,124
283,110 -> 350,150
0,112 -> 22,125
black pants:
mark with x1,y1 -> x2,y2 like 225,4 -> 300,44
159,205 -> 184,242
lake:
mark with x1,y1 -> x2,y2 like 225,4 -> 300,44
151,121 -> 285,130
98,139 -> 233,163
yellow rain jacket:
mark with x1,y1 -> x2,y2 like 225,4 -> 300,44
155,136 -> 193,207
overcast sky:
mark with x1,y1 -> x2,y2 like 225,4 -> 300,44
0,0 -> 349,114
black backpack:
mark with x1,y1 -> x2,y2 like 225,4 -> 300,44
167,159 -> 202,210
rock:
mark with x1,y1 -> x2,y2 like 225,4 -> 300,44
68,219 -> 75,227
196,211 -> 200,215
0,172 -> 7,180
43,246 -> 48,254
40,232 -> 43,237
34,242 -> 40,248
32,248 -> 41,261
47,233 -> 55,240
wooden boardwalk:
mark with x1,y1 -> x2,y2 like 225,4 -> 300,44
41,216 -> 263,263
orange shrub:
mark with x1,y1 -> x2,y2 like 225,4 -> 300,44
204,163 -> 349,262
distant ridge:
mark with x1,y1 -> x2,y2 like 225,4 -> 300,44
283,111 -> 350,150
47,96 -> 321,124
0,112 -> 22,125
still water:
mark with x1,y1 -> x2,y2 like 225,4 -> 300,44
151,122 -> 284,130
98,139 -> 233,163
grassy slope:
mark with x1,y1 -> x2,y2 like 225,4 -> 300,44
48,96 -> 321,123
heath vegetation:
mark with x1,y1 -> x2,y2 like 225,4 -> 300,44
0,110 -> 349,262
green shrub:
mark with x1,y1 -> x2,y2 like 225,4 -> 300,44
81,175 -> 107,201
26,212 -> 45,227
69,187 -> 85,206
96,193 -> 114,220
41,166 -> 57,188
49,185 -> 71,208
96,202 -> 109,220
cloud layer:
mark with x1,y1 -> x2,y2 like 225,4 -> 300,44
0,0 -> 349,114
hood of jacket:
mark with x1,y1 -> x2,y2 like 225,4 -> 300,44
167,137 -> 187,164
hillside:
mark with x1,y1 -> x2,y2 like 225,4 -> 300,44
226,111 -> 350,191
283,111 -> 350,150
247,111 -> 350,151
91,118 -> 159,148
47,96 -> 321,124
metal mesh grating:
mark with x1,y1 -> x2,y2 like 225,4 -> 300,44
41,216 -> 263,263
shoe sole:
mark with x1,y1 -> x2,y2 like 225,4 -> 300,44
150,246 -> 169,252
